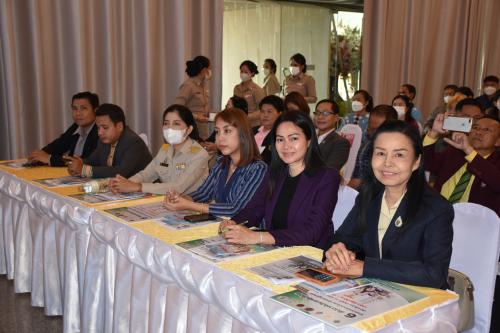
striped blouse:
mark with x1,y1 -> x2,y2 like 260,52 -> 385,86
189,157 -> 267,217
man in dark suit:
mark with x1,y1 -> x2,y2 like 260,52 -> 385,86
424,114 -> 500,215
313,99 -> 350,170
475,75 -> 498,111
66,103 -> 152,178
28,91 -> 100,166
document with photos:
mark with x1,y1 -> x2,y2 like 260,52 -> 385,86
104,202 -> 171,222
33,176 -> 92,187
272,279 -> 427,328
177,235 -> 276,262
248,256 -> 323,285
0,159 -> 29,169
69,191 -> 153,204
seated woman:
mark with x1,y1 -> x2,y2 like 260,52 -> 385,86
219,111 -> 340,250
254,95 -> 285,164
109,105 -> 209,195
285,91 -> 310,115
164,108 -> 267,217
392,94 -> 422,134
324,121 -> 454,289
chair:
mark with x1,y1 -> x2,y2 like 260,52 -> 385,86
450,203 -> 500,333
331,185 -> 358,232
139,133 -> 149,148
339,124 -> 363,181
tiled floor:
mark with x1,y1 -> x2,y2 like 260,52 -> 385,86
0,275 -> 62,333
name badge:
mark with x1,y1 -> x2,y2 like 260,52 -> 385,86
176,163 -> 186,170
160,162 -> 169,167
395,217 -> 403,228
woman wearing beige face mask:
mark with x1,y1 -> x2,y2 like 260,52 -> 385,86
284,53 -> 317,103
233,60 -> 265,127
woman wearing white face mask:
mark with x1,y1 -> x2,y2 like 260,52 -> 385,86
284,53 -> 317,103
109,105 -> 209,194
175,56 -> 212,139
262,58 -> 281,96
391,95 -> 422,135
234,60 -> 266,127
342,90 -> 373,138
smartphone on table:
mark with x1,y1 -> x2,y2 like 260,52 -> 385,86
183,213 -> 217,223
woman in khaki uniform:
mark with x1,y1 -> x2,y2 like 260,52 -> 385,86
233,60 -> 265,127
262,58 -> 281,96
284,53 -> 317,103
109,105 -> 209,195
175,56 -> 211,139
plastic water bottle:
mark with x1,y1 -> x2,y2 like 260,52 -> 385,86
81,179 -> 109,193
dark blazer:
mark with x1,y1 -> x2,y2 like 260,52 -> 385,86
318,131 -> 350,171
424,142 -> 500,215
233,167 -> 339,250
252,126 -> 272,164
333,186 -> 454,289
42,123 -> 98,166
84,126 -> 152,178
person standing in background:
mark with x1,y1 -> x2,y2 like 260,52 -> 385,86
262,58 -> 281,96
175,55 -> 211,139
284,53 -> 317,103
399,84 -> 423,125
234,60 -> 266,127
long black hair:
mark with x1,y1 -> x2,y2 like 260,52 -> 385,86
268,111 -> 325,195
356,120 -> 425,232
392,94 -> 415,124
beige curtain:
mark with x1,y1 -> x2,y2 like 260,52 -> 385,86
0,0 -> 223,160
361,0 -> 500,119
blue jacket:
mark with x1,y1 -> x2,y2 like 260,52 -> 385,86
333,186 -> 454,289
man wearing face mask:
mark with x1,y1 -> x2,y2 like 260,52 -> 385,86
109,105 -> 209,195
284,53 -> 317,103
233,60 -> 265,127
475,75 -> 499,112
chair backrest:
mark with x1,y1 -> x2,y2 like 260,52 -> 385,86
339,124 -> 363,181
331,185 -> 358,232
450,203 -> 500,333
139,133 -> 149,148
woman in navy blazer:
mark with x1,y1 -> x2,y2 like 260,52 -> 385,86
324,121 -> 454,289
220,111 -> 340,250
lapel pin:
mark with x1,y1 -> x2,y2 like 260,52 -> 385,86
395,217 -> 403,228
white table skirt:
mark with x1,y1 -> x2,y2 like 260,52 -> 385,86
0,169 -> 460,333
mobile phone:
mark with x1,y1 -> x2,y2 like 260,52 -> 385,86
184,213 -> 216,223
443,116 -> 473,133
295,268 -> 340,286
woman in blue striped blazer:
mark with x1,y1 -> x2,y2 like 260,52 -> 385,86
164,108 -> 267,217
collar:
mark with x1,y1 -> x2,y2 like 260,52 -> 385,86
316,128 -> 336,143
73,122 -> 95,136
381,189 -> 406,215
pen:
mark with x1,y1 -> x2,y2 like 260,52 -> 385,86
219,220 -> 248,234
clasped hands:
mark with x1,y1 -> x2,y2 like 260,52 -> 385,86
218,219 -> 259,245
323,242 -> 364,277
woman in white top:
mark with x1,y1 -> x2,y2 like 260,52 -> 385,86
109,104 -> 209,195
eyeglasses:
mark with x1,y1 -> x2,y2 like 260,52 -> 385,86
313,111 -> 335,117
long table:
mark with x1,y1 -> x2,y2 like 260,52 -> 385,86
0,163 -> 460,333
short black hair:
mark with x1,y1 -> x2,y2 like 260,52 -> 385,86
186,56 -> 210,77
95,103 -> 126,126
72,91 -> 99,109
370,104 -> 398,121
259,95 -> 285,113
455,98 -> 481,113
264,58 -> 277,74
240,60 -> 258,75
230,95 -> 248,114
444,84 -> 458,92
290,53 -> 307,73
316,99 -> 339,115
483,75 -> 499,84
457,86 -> 474,98
402,84 -> 416,97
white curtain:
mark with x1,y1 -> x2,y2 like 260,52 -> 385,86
0,0 -> 223,160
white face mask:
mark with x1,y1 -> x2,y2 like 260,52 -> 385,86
163,128 -> 186,145
443,95 -> 451,104
484,86 -> 496,96
205,69 -> 212,80
240,72 -> 251,82
351,101 -> 364,112
394,106 -> 406,118
263,68 -> 270,76
290,66 -> 301,76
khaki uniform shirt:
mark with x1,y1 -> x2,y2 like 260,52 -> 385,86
284,73 -> 317,103
129,138 -> 209,194
234,80 -> 266,127
263,73 -> 281,96
174,77 -> 210,116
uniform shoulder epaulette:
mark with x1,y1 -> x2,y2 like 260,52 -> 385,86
161,143 -> 170,151
190,145 -> 201,153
